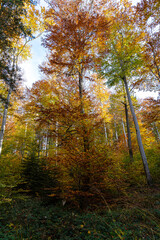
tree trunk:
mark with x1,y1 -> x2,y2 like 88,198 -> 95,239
124,98 -> 134,161
103,121 -> 108,144
55,121 -> 59,165
79,70 -> 84,114
152,122 -> 160,142
0,87 -> 12,156
79,70 -> 89,152
123,76 -> 152,185
122,118 -> 127,146
114,116 -> 118,141
36,131 -> 41,158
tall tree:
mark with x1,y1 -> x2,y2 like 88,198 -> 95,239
41,0 -> 109,152
136,0 -> 160,96
140,97 -> 160,142
0,52 -> 22,155
0,0 -> 32,51
0,0 -> 43,155
100,0 -> 152,184
124,95 -> 133,161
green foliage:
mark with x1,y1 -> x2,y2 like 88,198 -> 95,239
122,153 -> 146,186
122,145 -> 160,186
100,1 -> 144,87
0,0 -> 30,50
146,146 -> 160,183
21,151 -> 59,196
0,153 -> 21,204
0,194 -> 160,240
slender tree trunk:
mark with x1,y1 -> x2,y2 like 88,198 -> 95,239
77,69 -> 90,207
0,87 -> 12,156
78,70 -> 89,152
124,98 -> 134,161
99,98 -> 108,144
123,76 -> 152,185
152,122 -> 160,142
45,133 -> 49,157
55,121 -> 59,165
103,121 -> 108,144
114,116 -> 118,141
36,131 -> 41,158
79,70 -> 84,114
122,118 -> 127,147
21,122 -> 28,162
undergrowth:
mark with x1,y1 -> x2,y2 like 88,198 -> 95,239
0,187 -> 160,240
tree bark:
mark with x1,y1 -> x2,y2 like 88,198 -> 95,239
114,116 -> 118,141
0,87 -> 12,156
55,121 -> 59,165
123,75 -> 152,185
103,121 -> 108,144
122,118 -> 127,146
78,70 -> 89,152
152,122 -> 160,142
124,97 -> 134,161
79,70 -> 84,114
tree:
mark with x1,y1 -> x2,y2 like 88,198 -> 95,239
90,74 -> 111,145
141,98 -> 160,142
0,52 -> 23,155
24,72 -> 113,205
0,0 -> 32,51
0,0 -> 44,155
124,95 -> 133,161
136,0 -> 160,96
100,0 -> 152,185
41,0 -> 109,152
107,88 -> 134,161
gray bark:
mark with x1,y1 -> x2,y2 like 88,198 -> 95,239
123,76 -> 152,185
122,118 -> 127,147
55,121 -> 59,165
124,98 -> 134,161
79,70 -> 84,114
103,121 -> 108,144
152,122 -> 160,142
114,117 -> 118,141
21,122 -> 28,162
0,87 -> 12,156
78,70 -> 89,152
154,123 -> 160,141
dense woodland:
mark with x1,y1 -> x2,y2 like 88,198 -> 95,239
0,0 -> 160,239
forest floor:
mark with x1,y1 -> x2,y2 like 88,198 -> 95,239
0,185 -> 160,240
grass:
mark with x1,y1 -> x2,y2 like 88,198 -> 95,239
0,186 -> 160,240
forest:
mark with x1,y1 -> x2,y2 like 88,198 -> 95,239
0,0 -> 160,239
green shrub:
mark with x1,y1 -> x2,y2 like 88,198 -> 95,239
21,152 -> 59,196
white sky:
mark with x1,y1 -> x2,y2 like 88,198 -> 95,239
21,0 -> 158,99
21,0 -> 47,88
21,35 -> 46,87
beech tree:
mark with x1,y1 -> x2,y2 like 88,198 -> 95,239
41,0 -> 109,152
141,98 -> 160,143
0,0 -> 44,155
136,0 -> 160,96
100,0 -> 152,185
108,89 -> 134,161
90,74 -> 111,145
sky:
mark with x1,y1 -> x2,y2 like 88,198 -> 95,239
21,0 -> 47,88
21,0 -> 158,99
21,35 -> 46,88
